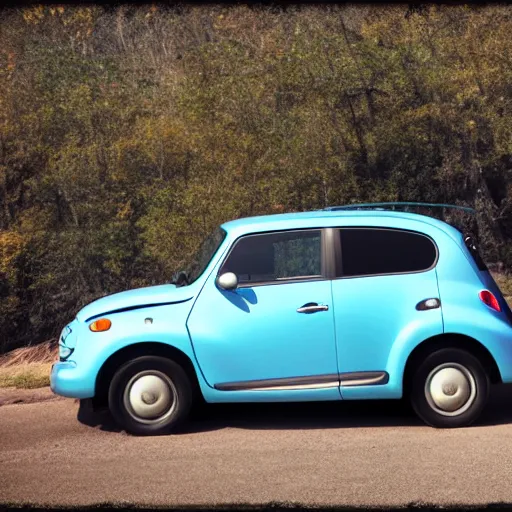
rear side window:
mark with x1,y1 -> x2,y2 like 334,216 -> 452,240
337,228 -> 437,278
220,230 -> 322,285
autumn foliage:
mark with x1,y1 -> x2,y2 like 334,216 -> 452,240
0,4 -> 511,352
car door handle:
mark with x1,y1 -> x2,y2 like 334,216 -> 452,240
297,302 -> 329,314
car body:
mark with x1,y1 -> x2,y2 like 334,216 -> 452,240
51,203 -> 512,434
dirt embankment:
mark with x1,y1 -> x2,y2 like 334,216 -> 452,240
0,341 -> 57,403
0,340 -> 57,368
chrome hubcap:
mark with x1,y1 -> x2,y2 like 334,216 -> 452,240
425,363 -> 476,417
123,370 -> 177,424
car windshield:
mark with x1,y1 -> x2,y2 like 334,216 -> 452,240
180,227 -> 227,286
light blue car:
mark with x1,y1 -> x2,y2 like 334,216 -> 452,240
51,202 -> 512,434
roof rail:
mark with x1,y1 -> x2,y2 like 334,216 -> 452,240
323,202 -> 476,214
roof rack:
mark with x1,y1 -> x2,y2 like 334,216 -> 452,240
323,202 -> 476,214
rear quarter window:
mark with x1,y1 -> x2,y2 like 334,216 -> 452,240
337,228 -> 438,278
464,236 -> 488,271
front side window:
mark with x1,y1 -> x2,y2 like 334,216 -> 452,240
220,230 -> 322,285
338,228 -> 437,278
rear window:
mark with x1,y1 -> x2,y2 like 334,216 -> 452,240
337,228 -> 437,278
464,236 -> 488,271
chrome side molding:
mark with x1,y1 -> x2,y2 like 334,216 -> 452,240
215,371 -> 389,391
340,371 -> 389,387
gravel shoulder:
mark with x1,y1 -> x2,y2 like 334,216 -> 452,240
0,386 -> 65,406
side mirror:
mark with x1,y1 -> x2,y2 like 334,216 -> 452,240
216,272 -> 238,291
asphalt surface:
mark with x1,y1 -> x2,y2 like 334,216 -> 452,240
2,386 -> 512,507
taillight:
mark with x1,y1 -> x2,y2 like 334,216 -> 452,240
479,290 -> 502,312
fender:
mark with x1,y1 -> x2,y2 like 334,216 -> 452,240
443,308 -> 512,383
63,300 -> 212,398
340,317 -> 444,400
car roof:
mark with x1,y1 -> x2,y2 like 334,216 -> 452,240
220,209 -> 464,241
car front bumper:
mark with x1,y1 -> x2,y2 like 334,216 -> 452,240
50,361 -> 95,399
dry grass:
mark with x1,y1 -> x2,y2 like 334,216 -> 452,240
0,362 -> 53,389
0,340 -> 57,389
491,272 -> 512,307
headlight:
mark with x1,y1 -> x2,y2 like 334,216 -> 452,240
59,345 -> 74,361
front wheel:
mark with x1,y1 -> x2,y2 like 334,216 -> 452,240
108,356 -> 193,435
410,348 -> 489,428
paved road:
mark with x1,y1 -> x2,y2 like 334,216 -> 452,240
2,387 -> 512,507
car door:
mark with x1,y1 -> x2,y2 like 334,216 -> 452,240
330,227 -> 444,397
187,229 -> 339,391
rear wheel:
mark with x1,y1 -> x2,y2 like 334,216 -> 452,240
108,355 -> 193,435
410,348 -> 489,428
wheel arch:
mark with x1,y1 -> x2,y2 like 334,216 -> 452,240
403,333 -> 502,394
93,342 -> 203,408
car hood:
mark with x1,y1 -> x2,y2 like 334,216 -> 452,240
76,284 -> 195,323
